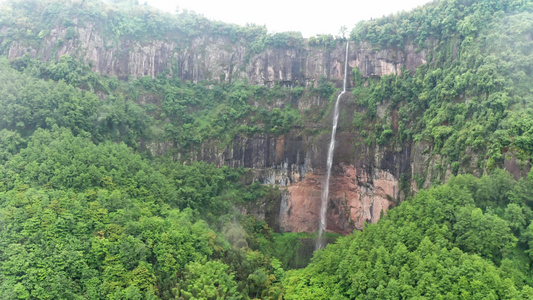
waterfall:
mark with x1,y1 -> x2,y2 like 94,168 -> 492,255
316,42 -> 350,250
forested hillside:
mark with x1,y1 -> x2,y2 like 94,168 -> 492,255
285,171 -> 533,298
347,0 -> 533,183
1,0 -> 533,299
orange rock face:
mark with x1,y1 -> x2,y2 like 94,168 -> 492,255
281,164 -> 397,235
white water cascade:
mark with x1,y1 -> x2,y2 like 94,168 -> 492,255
316,42 -> 350,250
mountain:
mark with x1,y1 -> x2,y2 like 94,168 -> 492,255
0,0 -> 533,298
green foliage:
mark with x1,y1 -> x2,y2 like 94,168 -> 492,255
454,206 -> 516,259
1,0 -> 533,298
316,76 -> 336,99
265,31 -> 304,48
0,127 -> 289,299
176,261 -> 242,299
0,56 -> 148,147
0,0 -> 305,62
308,34 -> 340,49
377,125 -> 395,145
0,49 -> 294,155
352,66 -> 364,86
134,76 -> 301,151
349,0 -> 533,171
0,129 -> 25,161
285,170 -> 533,298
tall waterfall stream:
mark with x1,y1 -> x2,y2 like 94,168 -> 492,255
316,42 -> 350,250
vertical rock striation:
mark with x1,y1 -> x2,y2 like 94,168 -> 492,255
4,23 -> 428,86
3,22 -> 432,235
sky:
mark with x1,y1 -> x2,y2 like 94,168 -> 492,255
144,0 -> 435,37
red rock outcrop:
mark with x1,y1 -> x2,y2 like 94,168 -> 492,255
281,164 -> 397,234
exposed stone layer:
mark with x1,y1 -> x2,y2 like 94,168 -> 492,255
281,164 -> 397,234
5,23 -> 427,86
3,22 -> 441,235
169,95 -> 413,235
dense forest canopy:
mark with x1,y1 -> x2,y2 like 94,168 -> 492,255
348,0 -> 533,180
0,0 -> 533,299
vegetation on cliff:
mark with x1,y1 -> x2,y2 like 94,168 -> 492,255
2,55 -> 305,154
0,0 -> 533,299
347,0 -> 533,182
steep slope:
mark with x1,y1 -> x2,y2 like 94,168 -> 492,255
1,0 -> 533,298
1,0 -> 533,235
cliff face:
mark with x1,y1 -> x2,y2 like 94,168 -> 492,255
4,21 -> 432,235
173,93 -> 414,234
5,21 -> 426,85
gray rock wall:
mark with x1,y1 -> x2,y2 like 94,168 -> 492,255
5,22 -> 428,86
2,21 -> 445,235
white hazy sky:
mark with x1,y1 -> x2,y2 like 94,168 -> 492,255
145,0 -> 435,37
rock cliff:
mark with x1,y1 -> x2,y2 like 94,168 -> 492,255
176,92 -> 414,234
3,21 -> 434,235
5,22 -> 426,86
